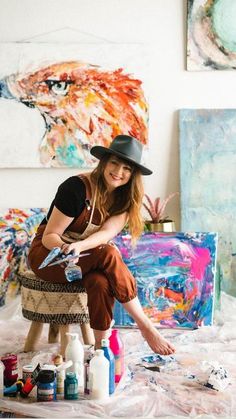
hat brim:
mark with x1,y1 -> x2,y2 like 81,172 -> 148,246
90,146 -> 152,176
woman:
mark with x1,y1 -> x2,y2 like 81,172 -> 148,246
28,134 -> 175,355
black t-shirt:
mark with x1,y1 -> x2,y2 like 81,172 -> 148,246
41,176 -> 86,223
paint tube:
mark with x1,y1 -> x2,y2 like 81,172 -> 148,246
20,363 -> 41,398
4,380 -> 23,396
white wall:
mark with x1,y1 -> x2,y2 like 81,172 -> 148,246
0,0 -> 236,230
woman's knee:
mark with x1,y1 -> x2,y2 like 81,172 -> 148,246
96,243 -> 122,264
83,271 -> 110,294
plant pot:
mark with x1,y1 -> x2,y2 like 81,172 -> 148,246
145,220 -> 175,233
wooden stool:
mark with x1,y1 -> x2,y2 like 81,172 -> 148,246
19,270 -> 94,356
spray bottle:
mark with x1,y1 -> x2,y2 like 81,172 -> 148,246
65,333 -> 84,392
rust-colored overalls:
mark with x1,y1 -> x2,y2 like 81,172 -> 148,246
28,176 -> 137,330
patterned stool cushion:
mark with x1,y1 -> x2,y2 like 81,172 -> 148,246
18,270 -> 89,325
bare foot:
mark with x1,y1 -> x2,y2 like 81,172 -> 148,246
140,324 -> 175,355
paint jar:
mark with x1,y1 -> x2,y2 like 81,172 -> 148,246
37,370 -> 56,402
22,364 -> 34,383
64,372 -> 78,400
1,354 -> 18,387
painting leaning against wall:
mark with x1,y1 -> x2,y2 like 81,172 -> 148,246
179,109 -> 236,297
0,43 -> 149,168
0,208 -> 47,306
113,231 -> 217,329
187,0 -> 236,71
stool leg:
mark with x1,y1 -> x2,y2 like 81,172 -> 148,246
24,321 -> 44,352
80,323 -> 95,345
48,324 -> 60,343
59,324 -> 70,358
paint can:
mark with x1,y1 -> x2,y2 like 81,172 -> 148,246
1,353 -> 18,387
22,364 -> 34,383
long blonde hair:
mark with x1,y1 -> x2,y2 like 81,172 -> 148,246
90,154 -> 144,242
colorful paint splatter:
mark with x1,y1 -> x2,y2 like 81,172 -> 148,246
179,109 -> 236,297
0,208 -> 46,306
187,0 -> 236,70
113,232 -> 217,329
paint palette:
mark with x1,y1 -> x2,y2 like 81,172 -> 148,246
113,232 -> 217,329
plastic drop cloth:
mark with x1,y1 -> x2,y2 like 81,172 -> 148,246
0,292 -> 236,419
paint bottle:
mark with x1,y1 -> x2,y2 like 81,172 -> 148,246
52,354 -> 64,395
84,345 -> 94,395
37,369 -> 56,402
22,364 -> 34,383
109,329 -> 124,383
89,349 -> 109,400
65,333 -> 84,392
20,363 -> 41,398
1,354 -> 18,387
101,338 -> 115,394
0,361 -> 5,397
64,372 -> 78,400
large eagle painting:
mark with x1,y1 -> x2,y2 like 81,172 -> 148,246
0,60 -> 148,168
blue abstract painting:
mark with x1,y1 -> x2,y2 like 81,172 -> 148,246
179,109 -> 236,297
113,232 -> 217,329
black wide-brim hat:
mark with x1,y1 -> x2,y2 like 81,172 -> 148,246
90,135 -> 152,175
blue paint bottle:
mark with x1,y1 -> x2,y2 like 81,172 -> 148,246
37,370 -> 56,402
101,338 -> 115,395
64,372 -> 78,400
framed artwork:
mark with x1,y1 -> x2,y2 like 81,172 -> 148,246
187,0 -> 236,70
179,109 -> 236,296
113,232 -> 217,329
0,43 -> 149,168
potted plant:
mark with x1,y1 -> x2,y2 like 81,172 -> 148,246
143,192 -> 179,232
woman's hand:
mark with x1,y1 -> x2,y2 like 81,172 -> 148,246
60,242 -> 82,264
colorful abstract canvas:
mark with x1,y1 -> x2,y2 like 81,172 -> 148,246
0,208 -> 46,306
0,43 -> 149,168
187,0 -> 236,70
179,109 -> 236,297
113,232 -> 217,329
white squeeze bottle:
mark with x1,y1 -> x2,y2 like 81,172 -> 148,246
0,361 -> 4,397
65,332 -> 84,392
89,349 -> 109,400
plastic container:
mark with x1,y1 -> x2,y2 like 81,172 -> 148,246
101,338 -> 115,394
65,263 -> 82,282
53,354 -> 64,395
64,372 -> 78,400
89,349 -> 109,400
109,329 -> 124,383
0,361 -> 4,397
65,333 -> 84,391
1,353 -> 18,387
22,364 -> 34,383
37,370 -> 56,402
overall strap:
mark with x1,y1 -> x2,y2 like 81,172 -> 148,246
77,174 -> 92,202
